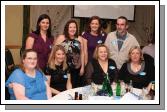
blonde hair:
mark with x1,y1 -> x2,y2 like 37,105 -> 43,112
93,44 -> 110,60
128,46 -> 144,63
47,45 -> 67,70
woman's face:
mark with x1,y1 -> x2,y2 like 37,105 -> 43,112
39,18 -> 50,31
68,22 -> 77,38
130,49 -> 141,63
90,19 -> 100,32
55,50 -> 65,64
98,47 -> 108,61
23,52 -> 37,70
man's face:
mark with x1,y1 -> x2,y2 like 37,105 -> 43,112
116,18 -> 128,35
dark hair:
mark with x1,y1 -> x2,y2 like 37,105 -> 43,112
117,16 -> 128,25
63,19 -> 78,40
33,14 -> 52,38
86,16 -> 102,35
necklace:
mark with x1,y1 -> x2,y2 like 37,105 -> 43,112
131,63 -> 141,72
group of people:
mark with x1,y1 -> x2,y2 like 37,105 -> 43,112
5,14 -> 155,100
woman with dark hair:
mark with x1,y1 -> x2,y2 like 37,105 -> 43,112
26,14 -> 54,71
54,19 -> 84,88
84,44 -> 117,85
82,16 -> 107,65
119,46 -> 155,89
5,49 -> 51,100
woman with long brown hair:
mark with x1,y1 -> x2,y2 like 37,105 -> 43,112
54,19 -> 84,88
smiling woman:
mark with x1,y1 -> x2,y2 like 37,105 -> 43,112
5,49 -> 52,100
84,44 -> 118,85
25,14 -> 54,72
118,46 -> 155,90
44,45 -> 72,96
54,19 -> 85,88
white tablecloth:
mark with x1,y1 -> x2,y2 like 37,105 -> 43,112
51,85 -> 143,100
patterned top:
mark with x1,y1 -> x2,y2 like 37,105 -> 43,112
5,68 -> 48,100
61,38 -> 81,69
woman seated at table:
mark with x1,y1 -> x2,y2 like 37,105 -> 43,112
45,45 -> 72,95
119,46 -> 155,89
84,44 -> 118,85
5,49 -> 52,100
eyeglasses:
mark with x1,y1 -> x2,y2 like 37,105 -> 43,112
25,57 -> 37,60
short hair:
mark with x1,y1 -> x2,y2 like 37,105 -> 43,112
20,49 -> 39,72
93,44 -> 110,60
117,16 -> 128,25
47,44 -> 67,71
86,16 -> 102,35
128,46 -> 144,63
63,19 -> 78,40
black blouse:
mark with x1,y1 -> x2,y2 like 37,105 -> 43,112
45,65 -> 69,92
119,60 -> 155,89
85,59 -> 118,85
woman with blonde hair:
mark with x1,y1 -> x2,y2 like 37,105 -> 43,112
84,44 -> 118,85
45,45 -> 72,95
54,19 -> 84,88
119,46 -> 155,89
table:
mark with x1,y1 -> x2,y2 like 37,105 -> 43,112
51,84 -> 152,100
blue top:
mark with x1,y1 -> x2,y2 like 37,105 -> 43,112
5,68 -> 48,100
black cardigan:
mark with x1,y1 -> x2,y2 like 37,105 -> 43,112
85,58 -> 118,85
119,60 -> 155,89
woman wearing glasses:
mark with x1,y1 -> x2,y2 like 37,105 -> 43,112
5,49 -> 51,100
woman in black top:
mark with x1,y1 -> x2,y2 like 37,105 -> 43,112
119,46 -> 155,89
45,45 -> 72,95
85,44 -> 118,85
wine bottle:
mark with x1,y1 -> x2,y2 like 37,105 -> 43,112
116,81 -> 121,96
102,73 -> 113,97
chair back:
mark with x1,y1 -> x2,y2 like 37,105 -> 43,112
5,48 -> 15,72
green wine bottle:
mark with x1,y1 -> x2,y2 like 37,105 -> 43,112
102,73 -> 113,97
116,81 -> 121,96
